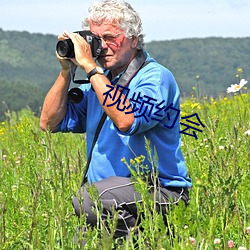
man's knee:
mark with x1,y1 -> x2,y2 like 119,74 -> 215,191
72,187 -> 97,225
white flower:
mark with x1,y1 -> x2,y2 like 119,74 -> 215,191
244,130 -> 250,136
238,247 -> 246,250
227,79 -> 248,93
214,238 -> 221,244
20,207 -> 25,214
218,145 -> 224,150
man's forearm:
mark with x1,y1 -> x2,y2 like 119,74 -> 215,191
40,70 -> 71,132
90,73 -> 134,132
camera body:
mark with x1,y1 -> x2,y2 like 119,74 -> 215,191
56,30 -> 102,58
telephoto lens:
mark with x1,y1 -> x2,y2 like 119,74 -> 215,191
56,39 -> 75,58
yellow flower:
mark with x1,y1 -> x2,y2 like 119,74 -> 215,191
130,159 -> 135,165
135,157 -> 141,164
191,103 -> 201,109
237,67 -> 243,73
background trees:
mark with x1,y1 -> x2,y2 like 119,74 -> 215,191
0,28 -> 249,120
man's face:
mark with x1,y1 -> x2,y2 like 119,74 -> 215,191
89,20 -> 138,73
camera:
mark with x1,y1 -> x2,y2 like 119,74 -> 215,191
56,30 -> 102,58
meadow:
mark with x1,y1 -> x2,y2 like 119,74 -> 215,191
0,89 -> 249,249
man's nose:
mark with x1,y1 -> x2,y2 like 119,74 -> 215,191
101,38 -> 108,49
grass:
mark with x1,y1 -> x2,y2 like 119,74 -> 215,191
0,92 -> 249,249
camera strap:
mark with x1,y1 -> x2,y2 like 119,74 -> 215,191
81,50 -> 149,186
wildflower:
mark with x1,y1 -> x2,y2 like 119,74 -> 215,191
42,213 -> 48,221
237,67 -> 243,73
218,145 -> 224,150
196,179 -> 202,185
189,237 -> 196,246
238,247 -> 246,250
227,79 -> 248,93
20,207 -> 25,214
244,130 -> 250,136
130,159 -> 135,165
12,185 -> 17,192
246,226 -> 250,235
214,238 -> 221,244
191,103 -> 201,109
228,240 -> 235,248
135,155 -> 145,163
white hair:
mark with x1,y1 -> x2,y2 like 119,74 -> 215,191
82,0 -> 145,49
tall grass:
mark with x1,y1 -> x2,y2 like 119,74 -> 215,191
0,93 -> 249,249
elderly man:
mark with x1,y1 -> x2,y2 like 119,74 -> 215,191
40,0 -> 192,242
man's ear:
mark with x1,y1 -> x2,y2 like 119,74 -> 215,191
131,36 -> 139,48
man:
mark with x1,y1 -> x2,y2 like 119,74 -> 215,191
40,0 -> 192,242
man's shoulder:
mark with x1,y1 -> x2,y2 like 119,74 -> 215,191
140,57 -> 175,81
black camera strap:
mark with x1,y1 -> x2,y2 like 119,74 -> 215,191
81,50 -> 149,186
81,111 -> 107,185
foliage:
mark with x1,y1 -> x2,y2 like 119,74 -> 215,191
0,28 -> 60,89
0,79 -> 46,121
0,92 -> 249,249
0,29 -> 61,121
0,29 -> 250,120
145,37 -> 250,98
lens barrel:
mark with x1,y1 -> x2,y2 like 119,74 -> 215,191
56,39 -> 75,58
68,88 -> 84,103
56,31 -> 102,58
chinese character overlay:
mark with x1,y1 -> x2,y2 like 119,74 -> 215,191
102,84 -> 205,139
180,113 -> 206,139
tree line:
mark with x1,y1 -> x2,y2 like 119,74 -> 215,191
0,28 -> 249,121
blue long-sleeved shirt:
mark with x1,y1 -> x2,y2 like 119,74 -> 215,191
58,52 -> 192,188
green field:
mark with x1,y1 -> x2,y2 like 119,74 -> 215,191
0,91 -> 249,249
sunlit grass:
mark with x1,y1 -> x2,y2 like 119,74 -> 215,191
0,93 -> 249,249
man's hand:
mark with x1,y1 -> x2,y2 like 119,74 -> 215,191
56,33 -> 79,71
62,31 -> 96,73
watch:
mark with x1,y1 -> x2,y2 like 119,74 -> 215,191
87,66 -> 104,80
